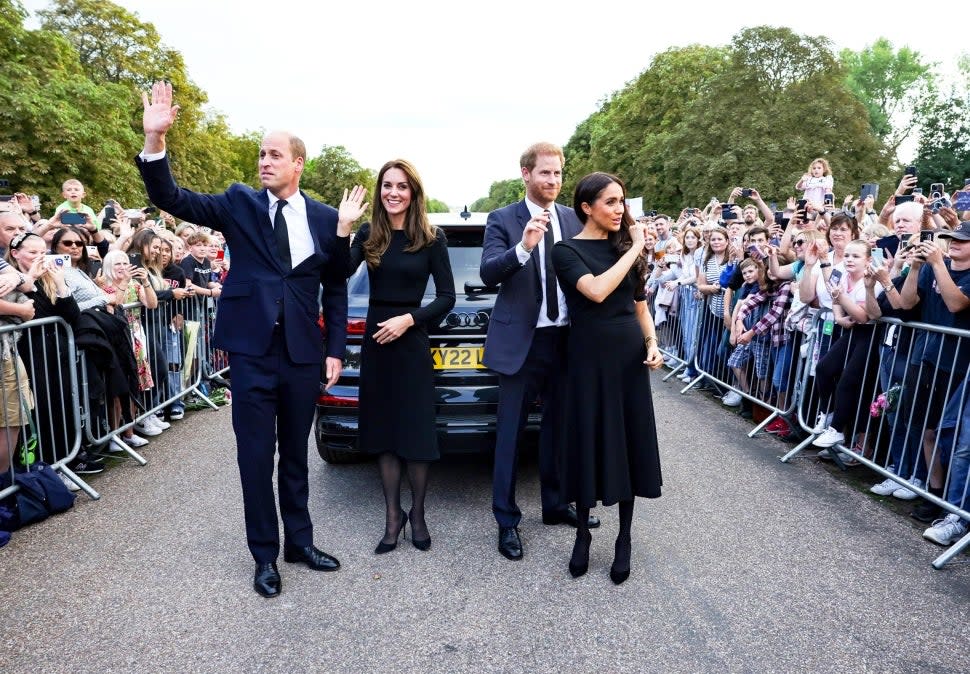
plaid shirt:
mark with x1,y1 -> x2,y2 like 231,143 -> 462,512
736,281 -> 793,346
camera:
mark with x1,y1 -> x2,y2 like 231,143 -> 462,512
741,188 -> 753,198
721,204 -> 736,221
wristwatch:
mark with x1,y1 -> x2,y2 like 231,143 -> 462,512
819,262 -> 832,268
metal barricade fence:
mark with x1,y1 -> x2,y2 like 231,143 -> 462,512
781,313 -> 970,569
655,285 -> 698,382
0,317 -> 86,502
79,294 -> 215,463
681,292 -> 803,436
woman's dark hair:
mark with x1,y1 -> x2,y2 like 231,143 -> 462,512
51,226 -> 90,269
573,172 -> 647,288
827,213 -> 859,246
363,159 -> 437,269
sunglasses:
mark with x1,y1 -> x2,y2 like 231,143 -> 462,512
59,240 -> 84,247
793,239 -> 806,246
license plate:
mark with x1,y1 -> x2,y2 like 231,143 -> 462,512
431,346 -> 485,370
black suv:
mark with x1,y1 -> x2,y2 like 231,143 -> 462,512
316,214 -> 540,463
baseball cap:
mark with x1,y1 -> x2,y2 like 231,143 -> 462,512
937,221 -> 970,241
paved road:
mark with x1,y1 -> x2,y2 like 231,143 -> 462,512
2,373 -> 968,673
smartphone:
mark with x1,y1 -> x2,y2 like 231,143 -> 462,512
103,205 -> 116,225
895,194 -> 914,204
686,208 -> 695,216
955,192 -> 970,210
828,269 -> 843,286
796,199 -> 807,211
216,249 -> 225,260
823,194 -> 834,206
930,183 -> 945,198
86,245 -> 98,257
920,230 -> 935,243
721,204 -> 736,221
872,248 -> 885,267
60,212 -> 87,225
44,254 -> 71,269
741,188 -> 753,198
905,166 -> 917,177
128,253 -> 143,268
913,187 -> 923,195
746,244 -> 764,261
860,183 -> 879,203
773,210 -> 784,222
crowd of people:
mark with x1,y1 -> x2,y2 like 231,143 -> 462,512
639,160 -> 970,549
0,178 -> 230,497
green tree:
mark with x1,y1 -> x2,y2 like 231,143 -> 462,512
302,145 -> 375,211
911,57 -> 970,190
470,178 -> 524,212
426,198 -> 449,213
840,38 -> 936,155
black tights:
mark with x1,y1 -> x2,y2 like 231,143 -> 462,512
377,453 -> 430,544
573,500 -> 634,569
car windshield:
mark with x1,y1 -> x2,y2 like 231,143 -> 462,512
348,228 -> 487,296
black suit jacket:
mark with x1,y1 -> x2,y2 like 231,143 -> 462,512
136,155 -> 349,364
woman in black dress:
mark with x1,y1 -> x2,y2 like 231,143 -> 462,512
348,160 -> 455,553
552,172 -> 664,584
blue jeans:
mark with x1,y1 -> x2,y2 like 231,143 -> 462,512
678,287 -> 701,376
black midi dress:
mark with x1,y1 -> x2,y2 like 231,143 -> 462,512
350,224 -> 455,461
551,238 -> 662,507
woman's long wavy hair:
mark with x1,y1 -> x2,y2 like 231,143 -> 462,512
573,172 -> 648,290
362,159 -> 437,269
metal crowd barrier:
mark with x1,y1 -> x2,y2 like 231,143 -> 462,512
79,294 -> 219,466
676,292 -> 803,437
0,317 -> 86,502
780,312 -> 970,569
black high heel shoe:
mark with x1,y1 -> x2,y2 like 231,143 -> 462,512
568,530 -> 591,578
374,512 -> 408,555
408,509 -> 431,551
610,535 -> 631,585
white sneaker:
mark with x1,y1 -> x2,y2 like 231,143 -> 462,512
152,415 -> 171,430
870,477 -> 902,496
812,426 -> 845,448
722,391 -> 743,407
892,478 -> 924,501
923,514 -> 969,546
121,434 -> 149,448
812,412 -> 833,434
678,373 -> 692,382
134,419 -> 162,437
60,473 -> 81,492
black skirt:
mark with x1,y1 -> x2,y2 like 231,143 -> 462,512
357,303 -> 439,461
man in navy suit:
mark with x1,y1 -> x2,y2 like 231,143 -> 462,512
137,82 -> 365,597
480,142 -> 600,561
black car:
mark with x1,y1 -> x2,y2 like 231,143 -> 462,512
315,213 -> 540,463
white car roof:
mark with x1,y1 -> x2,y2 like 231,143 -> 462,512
427,212 -> 489,226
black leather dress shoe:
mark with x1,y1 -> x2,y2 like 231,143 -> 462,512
498,526 -> 523,561
254,562 -> 281,598
542,504 -> 601,529
282,544 -> 340,571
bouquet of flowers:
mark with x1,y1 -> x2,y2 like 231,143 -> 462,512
870,384 -> 901,417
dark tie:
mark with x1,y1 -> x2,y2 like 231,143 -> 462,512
274,199 -> 291,272
543,210 -> 559,321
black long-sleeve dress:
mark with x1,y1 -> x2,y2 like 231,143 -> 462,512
552,238 -> 662,507
350,224 -> 456,460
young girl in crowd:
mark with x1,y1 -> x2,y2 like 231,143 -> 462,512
795,158 -> 834,208
812,240 -> 884,452
695,226 -> 731,390
666,227 -> 703,382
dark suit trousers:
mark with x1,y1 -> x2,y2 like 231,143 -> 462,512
492,326 -> 569,527
229,325 -> 319,563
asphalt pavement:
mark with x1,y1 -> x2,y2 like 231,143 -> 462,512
2,372 -> 968,673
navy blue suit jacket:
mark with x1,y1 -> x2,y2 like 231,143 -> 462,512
136,156 -> 349,364
480,200 -> 582,375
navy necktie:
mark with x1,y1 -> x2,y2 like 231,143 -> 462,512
275,199 -> 291,272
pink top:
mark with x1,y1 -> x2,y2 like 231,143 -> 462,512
797,175 -> 834,205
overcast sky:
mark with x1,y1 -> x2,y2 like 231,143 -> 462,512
21,0 -> 968,209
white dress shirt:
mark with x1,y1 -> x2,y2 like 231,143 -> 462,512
139,149 -> 314,269
515,197 -> 568,327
